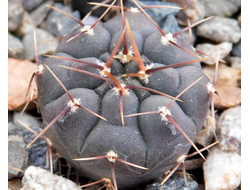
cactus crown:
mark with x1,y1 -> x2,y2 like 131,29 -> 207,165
27,1 -> 215,189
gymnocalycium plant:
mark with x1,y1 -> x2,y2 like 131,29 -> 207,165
25,0 -> 221,189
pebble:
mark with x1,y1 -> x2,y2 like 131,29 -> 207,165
162,14 -> 196,44
213,85 -> 241,110
196,113 -> 218,147
8,32 -> 24,59
237,13 -> 241,26
12,111 -> 58,172
203,64 -> 241,87
23,0 -> 46,12
8,58 -> 38,110
125,1 -> 180,25
174,0 -> 205,25
217,106 -> 241,152
8,0 -> 25,32
227,56 -> 241,69
8,122 -> 21,136
203,145 -> 241,190
145,173 -> 198,190
8,135 -> 29,180
83,15 -> 99,25
30,0 -> 54,27
22,166 -> 81,190
16,11 -> 36,37
45,2 -> 81,37
8,178 -> 23,190
196,16 -> 241,43
232,40 -> 241,58
13,111 -> 42,133
202,64 -> 241,109
22,28 -> 58,60
200,0 -> 238,17
195,42 -> 232,65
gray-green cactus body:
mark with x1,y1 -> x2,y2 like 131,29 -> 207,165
37,11 -> 210,189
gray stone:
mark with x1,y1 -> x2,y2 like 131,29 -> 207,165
195,42 -> 232,65
217,106 -> 241,152
229,0 -> 241,8
8,0 -> 25,31
13,111 -> 42,132
200,0 -> 238,17
22,28 -> 58,61
23,0 -> 46,12
12,111 -> 56,171
8,135 -> 29,180
8,32 -> 24,59
176,0 -> 205,25
162,14 -> 196,44
45,2 -> 81,37
146,174 -> 198,190
30,0 -> 53,27
197,17 -> 241,43
232,40 -> 241,57
16,11 -> 36,37
124,1 -> 180,25
83,15 -> 98,25
8,122 -> 21,136
227,56 -> 241,69
22,126 -> 50,170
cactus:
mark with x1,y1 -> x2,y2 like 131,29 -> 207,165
27,1 -> 216,189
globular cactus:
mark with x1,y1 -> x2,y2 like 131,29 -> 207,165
30,1 -> 212,189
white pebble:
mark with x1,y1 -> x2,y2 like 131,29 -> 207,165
22,166 -> 81,190
203,146 -> 241,190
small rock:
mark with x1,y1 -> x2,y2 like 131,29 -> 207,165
125,1 -> 180,25
22,166 -> 81,190
8,122 -> 21,136
45,2 -> 81,37
8,135 -> 29,180
227,56 -> 241,69
203,145 -> 241,190
232,40 -> 241,58
30,1 -> 53,27
229,0 -> 241,8
23,0 -> 46,12
196,42 -> 232,65
213,85 -> 241,110
203,64 -> 241,87
83,15 -> 98,25
197,16 -> 241,43
8,110 -> 13,122
146,174 -> 198,190
238,13 -> 241,26
8,58 -> 38,110
11,111 -> 58,172
8,32 -> 24,59
16,11 -> 36,37
22,126 -> 51,170
162,14 -> 196,44
200,0 -> 238,17
203,61 -> 241,109
217,106 -> 241,152
13,111 -> 42,132
22,28 -> 58,60
171,0 -> 205,25
8,0 -> 25,31
196,113 -> 218,147
8,178 -> 23,190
